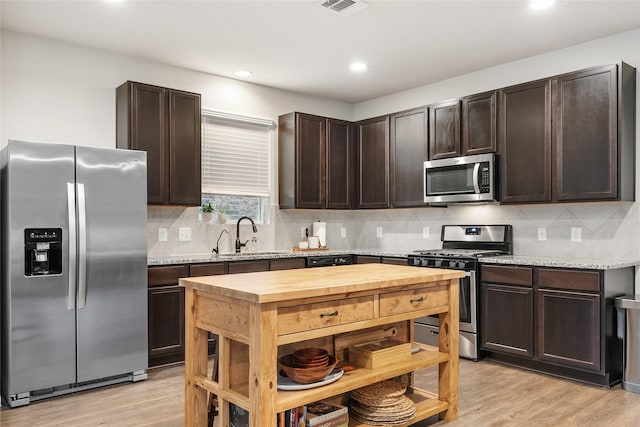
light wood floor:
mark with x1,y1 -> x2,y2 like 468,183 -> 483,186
2,359 -> 640,426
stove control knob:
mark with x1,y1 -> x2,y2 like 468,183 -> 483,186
458,262 -> 466,269
413,258 -> 421,266
435,260 -> 442,267
448,260 -> 456,268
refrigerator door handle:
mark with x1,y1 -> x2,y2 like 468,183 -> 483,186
77,183 -> 87,309
67,183 -> 77,310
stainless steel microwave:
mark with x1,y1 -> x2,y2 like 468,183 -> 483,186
424,153 -> 496,203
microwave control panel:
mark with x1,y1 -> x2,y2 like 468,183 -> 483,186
479,164 -> 491,193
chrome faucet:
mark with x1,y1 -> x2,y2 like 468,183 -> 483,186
212,229 -> 229,255
235,216 -> 257,253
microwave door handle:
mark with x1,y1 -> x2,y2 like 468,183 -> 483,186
472,162 -> 481,193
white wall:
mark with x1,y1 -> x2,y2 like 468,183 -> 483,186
0,30 -> 354,150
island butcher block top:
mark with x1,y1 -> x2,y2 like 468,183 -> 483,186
182,263 -> 465,303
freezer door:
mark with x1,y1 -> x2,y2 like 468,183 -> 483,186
74,146 -> 148,383
2,140 -> 77,396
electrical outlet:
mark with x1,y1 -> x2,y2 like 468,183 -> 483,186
571,227 -> 582,242
422,226 -> 430,239
341,227 -> 347,238
158,227 -> 168,242
178,227 -> 192,242
537,227 -> 546,241
376,227 -> 383,238
301,227 -> 306,239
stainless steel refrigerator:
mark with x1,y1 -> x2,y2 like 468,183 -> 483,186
1,140 -> 148,407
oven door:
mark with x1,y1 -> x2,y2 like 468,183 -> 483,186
415,270 -> 476,334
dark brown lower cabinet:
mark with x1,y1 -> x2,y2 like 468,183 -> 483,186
227,260 -> 270,274
148,265 -> 189,367
481,264 -> 632,386
269,257 -> 306,271
354,255 -> 381,264
537,289 -> 600,371
481,283 -> 533,357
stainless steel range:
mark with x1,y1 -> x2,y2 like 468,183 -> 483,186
408,224 -> 512,360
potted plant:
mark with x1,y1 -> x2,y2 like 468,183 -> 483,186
217,207 -> 227,224
201,202 -> 214,222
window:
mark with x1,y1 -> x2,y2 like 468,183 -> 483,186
201,109 -> 273,223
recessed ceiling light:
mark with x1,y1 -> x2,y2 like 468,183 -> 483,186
350,62 -> 367,73
234,70 -> 253,78
529,0 -> 556,11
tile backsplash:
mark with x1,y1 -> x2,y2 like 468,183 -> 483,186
147,202 -> 639,262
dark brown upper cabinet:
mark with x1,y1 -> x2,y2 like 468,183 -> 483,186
116,81 -> 201,206
461,91 -> 498,156
552,62 -> 635,202
278,113 -> 354,209
390,107 -> 428,207
498,79 -> 552,204
429,99 -> 461,160
326,118 -> 355,209
357,115 -> 390,208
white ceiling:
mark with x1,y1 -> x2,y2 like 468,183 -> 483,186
2,0 -> 640,103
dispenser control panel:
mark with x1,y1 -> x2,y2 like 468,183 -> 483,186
24,228 -> 63,276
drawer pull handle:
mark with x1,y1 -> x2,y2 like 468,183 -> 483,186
320,310 -> 339,318
410,297 -> 425,304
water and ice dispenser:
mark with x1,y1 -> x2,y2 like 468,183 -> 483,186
24,228 -> 62,276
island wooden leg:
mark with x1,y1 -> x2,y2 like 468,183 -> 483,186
439,279 -> 460,421
185,288 -> 209,427
248,303 -> 278,427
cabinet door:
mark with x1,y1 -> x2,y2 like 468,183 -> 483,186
481,283 -> 534,357
462,91 -> 497,155
552,64 -> 618,201
537,289 -> 601,371
148,265 -> 188,366
168,90 -> 201,206
296,113 -> 326,208
124,82 -> 169,204
429,100 -> 461,159
148,285 -> 185,366
499,79 -> 552,203
326,118 -> 354,209
357,116 -> 390,208
390,108 -> 428,207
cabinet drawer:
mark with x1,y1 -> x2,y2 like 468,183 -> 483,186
190,262 -> 226,277
270,258 -> 306,271
278,296 -> 375,335
538,269 -> 600,292
148,265 -> 189,287
379,286 -> 449,317
482,265 -> 532,286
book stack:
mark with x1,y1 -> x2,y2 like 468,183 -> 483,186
278,401 -> 348,427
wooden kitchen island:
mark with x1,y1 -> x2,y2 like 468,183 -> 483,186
180,263 -> 462,426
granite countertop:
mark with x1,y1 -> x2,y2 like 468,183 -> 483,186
480,255 -> 640,270
147,249 -> 410,266
148,250 -> 640,270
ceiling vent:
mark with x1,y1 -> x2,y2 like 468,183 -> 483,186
319,0 -> 369,16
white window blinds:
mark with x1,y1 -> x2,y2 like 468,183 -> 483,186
201,110 -> 272,197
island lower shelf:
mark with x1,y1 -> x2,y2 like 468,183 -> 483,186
276,343 -> 448,411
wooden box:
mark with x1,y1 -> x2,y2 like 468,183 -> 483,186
348,338 -> 411,369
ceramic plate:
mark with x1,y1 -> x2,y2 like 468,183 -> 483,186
277,369 -> 344,391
